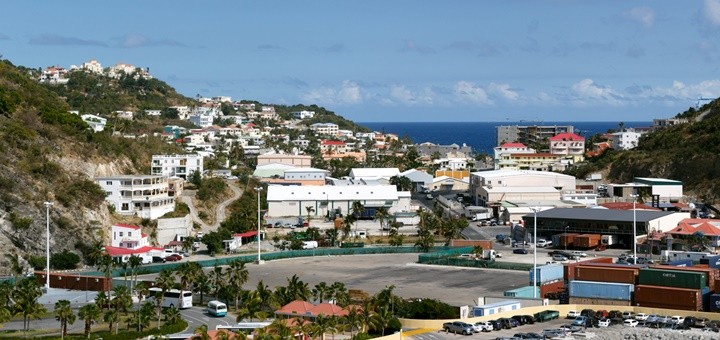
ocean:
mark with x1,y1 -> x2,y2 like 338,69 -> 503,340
360,121 -> 651,154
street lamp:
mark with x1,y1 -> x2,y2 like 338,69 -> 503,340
530,207 -> 541,298
631,194 -> 638,262
564,226 -> 570,252
254,187 -> 264,265
43,201 -> 52,291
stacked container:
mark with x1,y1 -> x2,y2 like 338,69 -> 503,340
573,234 -> 601,248
638,268 -> 707,290
568,280 -> 633,306
529,264 -> 564,298
563,257 -> 614,282
504,286 -> 540,298
649,265 -> 716,292
574,265 -> 638,285
634,285 -> 706,311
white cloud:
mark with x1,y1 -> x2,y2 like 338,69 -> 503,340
300,81 -> 363,105
453,81 -> 492,105
389,85 -> 434,105
705,0 -> 720,26
488,82 -> 520,101
570,78 -> 624,105
623,7 -> 655,27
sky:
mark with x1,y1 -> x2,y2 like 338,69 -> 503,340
2,1 -> 720,122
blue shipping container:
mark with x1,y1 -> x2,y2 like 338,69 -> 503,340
707,256 -> 720,269
569,280 -> 634,301
504,286 -> 540,298
708,294 -> 720,312
529,264 -> 564,284
666,259 -> 693,267
702,287 -> 712,312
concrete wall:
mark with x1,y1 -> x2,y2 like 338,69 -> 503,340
156,214 -> 192,246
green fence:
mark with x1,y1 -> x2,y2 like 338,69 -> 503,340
417,247 -> 533,271
84,246 -> 457,278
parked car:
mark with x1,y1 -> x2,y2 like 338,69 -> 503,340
552,254 -> 569,261
164,254 -> 182,262
487,319 -> 502,331
598,319 -> 611,327
572,316 -> 588,327
694,318 -> 710,328
496,318 -> 513,329
624,319 -> 639,327
580,309 -> 595,318
473,321 -> 494,332
655,315 -> 670,324
571,251 -> 588,258
646,314 -> 659,323
536,239 -> 552,247
608,310 -> 623,319
635,313 -> 649,321
622,311 -> 636,319
152,256 -> 166,263
567,310 -> 580,319
513,248 -> 529,255
671,316 -> 685,324
511,315 -> 527,326
442,321 -> 473,335
508,318 -> 520,327
595,310 -> 609,319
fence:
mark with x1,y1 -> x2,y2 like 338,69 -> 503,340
84,246 -> 458,278
417,247 -> 533,271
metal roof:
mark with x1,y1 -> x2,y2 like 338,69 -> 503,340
533,208 -> 677,223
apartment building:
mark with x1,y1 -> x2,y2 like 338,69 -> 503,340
96,175 -> 175,219
151,154 -> 204,180
496,125 -> 574,146
310,123 -> 339,136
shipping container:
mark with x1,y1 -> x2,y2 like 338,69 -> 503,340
574,266 -> 638,285
574,234 -> 601,248
665,259 -> 693,267
568,297 -> 632,306
449,239 -> 493,249
530,264 -> 564,284
634,285 -> 703,311
716,278 -> 720,294
564,257 -> 615,282
568,280 -> 634,301
703,287 -> 712,312
708,294 -> 720,312
706,255 -> 720,269
504,286 -> 539,299
558,233 -> 579,248
639,268 -> 707,290
649,265 -> 716,292
539,280 -> 564,298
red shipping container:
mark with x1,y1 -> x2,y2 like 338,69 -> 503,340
537,279 -> 564,298
559,233 -> 579,247
564,257 -> 615,282
716,278 -> 720,294
574,234 -> 601,248
634,285 -> 702,311
574,266 -> 638,284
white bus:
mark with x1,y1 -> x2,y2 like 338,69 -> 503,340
147,288 -> 193,309
207,300 -> 228,317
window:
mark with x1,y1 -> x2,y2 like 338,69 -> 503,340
119,232 -> 123,237
106,181 -> 112,185
128,232 -> 132,237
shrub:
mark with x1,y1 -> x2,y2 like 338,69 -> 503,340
28,256 -> 45,270
50,250 -> 80,270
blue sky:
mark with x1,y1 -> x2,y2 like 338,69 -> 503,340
2,1 -> 720,122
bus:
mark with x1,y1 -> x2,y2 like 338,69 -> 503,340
207,300 -> 228,317
147,288 -> 193,309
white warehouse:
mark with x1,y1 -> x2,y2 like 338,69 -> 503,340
266,185 -> 411,218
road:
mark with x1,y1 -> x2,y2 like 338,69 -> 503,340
180,178 -> 243,233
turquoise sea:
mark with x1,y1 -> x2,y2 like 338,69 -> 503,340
360,121 -> 651,154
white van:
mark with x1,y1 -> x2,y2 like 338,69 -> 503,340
207,300 -> 228,317
302,241 -> 318,249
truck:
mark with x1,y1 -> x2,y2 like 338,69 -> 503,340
482,249 -> 501,260
585,173 -> 602,181
601,235 -> 617,247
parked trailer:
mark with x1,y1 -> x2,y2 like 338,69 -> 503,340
568,297 -> 632,306
634,285 -> 704,311
574,234 -> 601,248
661,250 -> 713,263
568,280 -> 634,301
503,286 -> 539,299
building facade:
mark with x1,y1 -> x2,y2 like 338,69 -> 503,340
496,125 -> 574,146
310,123 -> 339,136
97,175 -> 175,219
151,154 -> 204,180
549,133 -> 585,163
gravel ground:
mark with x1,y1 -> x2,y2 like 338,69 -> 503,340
591,325 -> 720,340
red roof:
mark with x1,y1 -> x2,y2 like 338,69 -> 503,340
669,221 -> 720,237
549,133 -> 585,141
500,142 -> 526,148
310,303 -> 349,317
321,140 -> 345,145
232,230 -> 258,238
276,300 -> 314,315
104,245 -> 163,256
113,224 -> 141,230
599,202 -> 661,211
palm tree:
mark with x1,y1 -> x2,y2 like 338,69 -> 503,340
163,306 -> 181,325
227,260 -> 249,311
292,318 -> 309,340
266,319 -> 293,339
359,299 -> 375,334
176,262 -> 202,291
0,282 -> 13,307
341,215 -> 354,240
154,269 -> 176,329
12,278 -> 46,331
192,324 -> 211,340
78,303 -> 101,339
210,265 -> 226,299
111,285 -> 132,315
103,309 -> 119,335
194,272 -> 211,305
351,201 -> 364,225
85,240 -> 105,267
128,255 -> 143,293
285,274 -> 309,302
255,280 -> 277,313
372,306 -> 393,336
312,281 -> 330,303
96,254 -> 115,298
314,314 -> 333,340
330,282 -> 349,306
94,291 -> 109,311
305,206 -> 315,225
344,307 -> 361,338
54,299 -> 76,339
374,207 -> 390,235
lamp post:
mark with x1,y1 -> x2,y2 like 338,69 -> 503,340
530,207 -> 540,298
564,226 -> 570,252
631,194 -> 638,262
43,201 -> 52,291
255,187 -> 264,265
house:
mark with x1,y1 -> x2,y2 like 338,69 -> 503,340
469,169 -> 576,206
496,125 -> 574,146
96,175 -> 176,219
320,140 -> 347,154
104,224 -> 165,262
310,123 -> 339,136
606,177 -> 683,203
275,300 -> 356,320
223,231 -> 261,253
257,151 -> 312,168
433,157 -> 468,171
156,215 -> 193,249
398,169 -> 433,192
292,110 -> 315,119
549,133 -> 585,163
497,153 -> 563,171
38,66 -> 69,84
349,168 -> 400,182
151,154 -> 204,180
429,176 -> 470,192
610,129 -> 644,150
145,109 -> 162,117
493,142 -> 535,169
667,219 -> 720,248
81,114 -> 107,132
114,111 -> 134,120
80,59 -> 103,74
415,142 -> 473,158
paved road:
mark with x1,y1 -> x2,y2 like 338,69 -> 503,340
413,318 -> 571,340
180,179 -> 243,233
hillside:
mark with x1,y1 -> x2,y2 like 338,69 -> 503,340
274,103 -> 370,132
607,101 -> 720,201
0,59 -> 184,273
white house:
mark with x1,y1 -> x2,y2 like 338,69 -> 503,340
610,130 -> 644,150
469,169 -> 576,206
151,154 -> 204,180
81,59 -> 103,74
266,185 -> 411,218
81,114 -> 107,132
292,110 -> 315,119
145,109 -> 162,117
433,158 -> 468,171
349,168 -> 400,182
104,224 -> 164,262
284,168 -> 330,182
96,175 -> 176,219
189,114 -> 214,128
310,123 -> 339,136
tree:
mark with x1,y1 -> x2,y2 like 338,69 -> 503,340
305,206 -> 315,225
94,291 -> 109,311
103,309 -> 119,335
5,253 -> 24,282
96,254 -> 115,297
128,255 -> 143,293
389,175 -> 413,191
78,303 -> 101,339
111,285 -> 132,315
164,306 -> 182,324
374,207 -> 390,235
227,260 -> 249,311
341,215 -> 354,240
388,222 -> 405,247
414,209 -> 436,252
312,282 -> 330,303
154,269 -> 176,329
12,277 -> 46,331
372,306 -> 393,336
194,271 -> 211,305
54,299 -> 76,339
